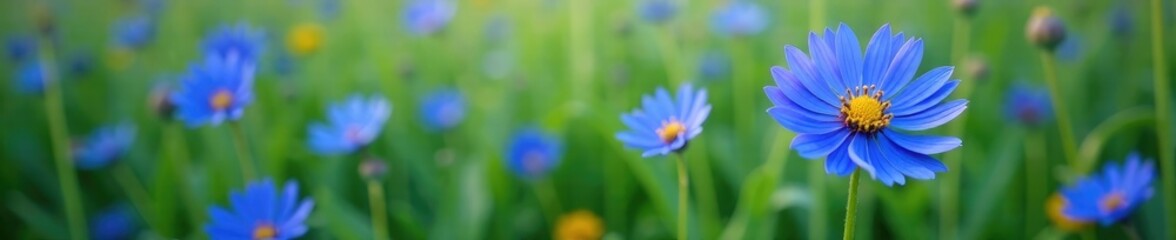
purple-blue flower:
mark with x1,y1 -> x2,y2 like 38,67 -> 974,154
402,0 -> 455,36
698,51 -> 730,81
14,62 -> 47,94
419,89 -> 465,131
1061,153 -> 1155,226
709,1 -> 768,36
112,14 -> 155,50
308,94 -> 391,155
638,0 -> 677,24
170,57 -> 255,127
205,178 -> 315,239
616,84 -> 711,157
1004,84 -> 1052,126
202,23 -> 265,63
506,127 -> 562,179
765,24 -> 966,186
73,124 -> 135,170
90,204 -> 138,240
6,36 -> 36,62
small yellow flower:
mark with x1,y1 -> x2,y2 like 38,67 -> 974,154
555,210 -> 604,240
286,22 -> 324,57
1047,193 -> 1091,232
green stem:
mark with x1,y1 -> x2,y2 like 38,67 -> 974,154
367,179 -> 389,240
677,153 -> 690,240
1024,131 -> 1046,239
1038,52 -> 1079,170
843,169 -> 861,240
1148,0 -> 1175,237
113,164 -> 161,234
940,16 -> 971,240
39,37 -> 88,240
689,142 -> 720,239
534,179 -> 562,225
166,124 -> 202,233
230,122 -> 256,181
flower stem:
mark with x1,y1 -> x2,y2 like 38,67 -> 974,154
114,164 -> 161,233
1148,0 -> 1175,237
1024,131 -> 1046,239
534,179 -> 562,225
843,169 -> 861,240
39,37 -> 88,240
1038,52 -> 1079,170
230,122 -> 256,181
677,153 -> 690,240
367,179 -> 389,240
166,124 -> 202,232
940,16 -> 971,240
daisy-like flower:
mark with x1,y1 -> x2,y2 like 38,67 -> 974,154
170,57 -> 255,127
308,94 -> 391,155
765,24 -> 967,186
709,1 -> 768,36
402,0 -> 455,36
638,0 -> 677,24
112,14 -> 154,50
1060,153 -> 1155,226
90,204 -> 138,240
202,23 -> 265,63
1003,84 -> 1052,126
616,84 -> 710,157
419,89 -> 466,131
205,178 -> 315,239
505,128 -> 562,179
73,124 -> 135,170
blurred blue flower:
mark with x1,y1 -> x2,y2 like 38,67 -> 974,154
90,204 -> 138,240
1061,153 -> 1155,226
66,52 -> 94,77
202,23 -> 265,63
1056,35 -> 1082,62
698,51 -> 730,81
402,0 -> 455,36
171,57 -> 255,127
506,128 -> 562,179
638,0 -> 677,24
140,0 -> 165,17
1003,84 -> 1052,126
6,36 -> 36,62
112,14 -> 155,50
765,24 -> 966,186
320,0 -> 341,20
419,89 -> 466,131
709,1 -> 767,36
1109,6 -> 1132,37
616,84 -> 711,157
205,178 -> 315,239
14,62 -> 48,94
308,94 -> 391,155
74,124 -> 135,170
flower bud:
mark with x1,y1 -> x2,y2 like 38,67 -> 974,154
962,56 -> 988,81
952,0 -> 978,18
1026,7 -> 1066,51
358,158 -> 388,180
148,82 -> 175,121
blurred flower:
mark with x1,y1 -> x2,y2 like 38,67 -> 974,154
359,158 -> 388,180
1048,192 -> 1091,232
506,128 -> 561,179
1003,84 -> 1052,126
274,51 -> 297,77
638,0 -> 677,24
149,80 -> 176,120
1026,6 -> 1066,51
90,204 -> 138,240
66,52 -> 94,77
205,178 -> 315,239
1055,35 -> 1082,62
402,0 -> 456,36
171,57 -> 255,127
6,36 -> 36,62
555,210 -> 603,240
419,89 -> 466,131
766,24 -> 965,186
961,56 -> 988,81
698,51 -> 730,81
952,0 -> 978,18
140,0 -> 166,17
73,124 -> 135,170
616,84 -> 710,157
1061,153 -> 1155,226
709,1 -> 768,36
1109,6 -> 1132,38
319,0 -> 341,20
308,94 -> 391,155
202,23 -> 265,63
14,62 -> 48,94
286,22 -> 324,57
33,3 -> 55,37
112,14 -> 155,50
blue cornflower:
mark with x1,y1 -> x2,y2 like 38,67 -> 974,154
90,204 -> 138,240
402,0 -> 455,36
171,57 -> 255,127
1061,153 -> 1155,226
709,1 -> 768,36
616,84 -> 711,157
202,23 -> 265,63
205,178 -> 315,239
1003,84 -> 1052,126
73,124 -> 135,170
112,14 -> 155,50
419,89 -> 466,131
506,128 -> 562,179
638,0 -> 677,24
6,36 -> 36,62
698,51 -> 730,81
14,62 -> 48,94
308,95 -> 391,155
765,24 -> 967,186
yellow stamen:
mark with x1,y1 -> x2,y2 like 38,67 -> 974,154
252,223 -> 277,240
211,89 -> 233,110
1099,191 -> 1126,214
656,119 -> 686,143
839,85 -> 892,133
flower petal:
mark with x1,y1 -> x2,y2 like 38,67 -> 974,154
892,79 -> 960,116
878,38 -> 924,94
846,134 -> 877,176
772,66 -> 840,115
877,135 -> 941,180
784,47 -> 842,106
768,106 -> 843,134
890,66 -> 952,103
865,137 -> 903,186
825,139 -> 856,176
835,23 -> 863,88
808,32 -> 847,92
862,24 -> 893,87
890,99 -> 968,131
790,129 -> 852,159
882,129 -> 962,155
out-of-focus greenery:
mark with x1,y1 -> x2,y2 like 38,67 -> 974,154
0,0 -> 1172,239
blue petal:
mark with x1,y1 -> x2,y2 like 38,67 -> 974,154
616,132 -> 663,149
783,47 -> 841,107
865,137 -> 902,186
764,86 -> 788,106
878,38 -> 924,94
889,66 -> 952,104
678,84 -> 695,122
808,32 -> 847,92
877,135 -> 940,180
835,23 -> 863,88
825,138 -> 856,176
892,80 -> 960,116
882,129 -> 962,155
861,24 -> 893,87
686,88 -> 711,128
771,66 -> 840,115
767,106 -> 843,134
890,99 -> 968,131
846,134 -> 877,176
790,129 -> 851,159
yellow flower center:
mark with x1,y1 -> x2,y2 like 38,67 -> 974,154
287,23 -> 324,56
839,85 -> 892,133
656,119 -> 686,143
210,89 -> 233,110
252,223 -> 277,240
555,210 -> 604,240
1099,191 -> 1126,214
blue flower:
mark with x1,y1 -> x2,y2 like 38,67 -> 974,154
205,178 -> 315,240
765,24 -> 967,186
698,51 -> 730,81
202,23 -> 265,63
709,1 -> 768,36
506,128 -> 562,179
14,62 -> 47,94
616,84 -> 711,157
112,14 -> 155,50
1061,153 -> 1155,226
74,124 -> 135,170
1003,84 -> 1052,126
6,36 -> 36,62
308,94 -> 391,155
90,204 -> 138,240
402,0 -> 455,36
638,0 -> 677,24
171,57 -> 255,127
419,89 -> 466,131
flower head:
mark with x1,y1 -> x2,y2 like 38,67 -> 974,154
1026,6 -> 1066,51
765,24 -> 966,186
506,128 -> 562,179
709,1 -> 768,36
112,14 -> 155,50
1047,192 -> 1091,232
171,57 -> 255,127
698,51 -> 730,81
638,0 -> 677,24
419,89 -> 466,131
286,22 -> 324,57
402,0 -> 456,36
1060,153 -> 1155,226
1003,84 -> 1052,126
14,62 -> 48,94
205,178 -> 315,239
6,36 -> 36,62
555,210 -> 604,240
202,23 -> 265,63
616,84 -> 710,157
90,204 -> 138,240
308,94 -> 391,155
74,124 -> 135,170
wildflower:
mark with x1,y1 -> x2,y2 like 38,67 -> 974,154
286,22 -> 324,57
359,158 -> 388,180
90,205 -> 139,240
112,15 -> 155,50
202,23 -> 265,63
170,57 -> 255,127
5,36 -> 36,62
205,179 -> 315,239
638,0 -> 677,24
1026,6 -> 1066,51
308,95 -> 391,155
952,0 -> 978,18
149,81 -> 176,120
1047,192 -> 1091,232
1060,153 -> 1155,226
73,124 -> 135,170
962,56 -> 988,81
402,0 -> 456,36
555,210 -> 604,240
506,128 -> 561,179
1003,84 -> 1052,126
709,1 -> 767,36
419,89 -> 466,131
698,51 -> 730,81
616,84 -> 710,157
14,62 -> 48,94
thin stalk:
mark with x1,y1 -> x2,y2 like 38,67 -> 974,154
676,153 -> 690,240
843,169 -> 861,240
1148,0 -> 1175,237
113,164 -> 161,233
689,142 -> 720,239
1024,131 -> 1046,239
230,122 -> 256,181
534,179 -> 563,225
166,124 -> 202,232
1038,52 -> 1078,169
39,37 -> 88,240
367,179 -> 389,240
940,16 -> 972,240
